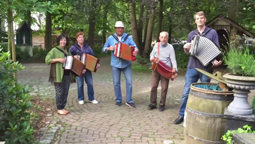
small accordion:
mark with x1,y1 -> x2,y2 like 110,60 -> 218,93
150,58 -> 176,80
114,42 -> 136,61
63,56 -> 85,76
190,35 -> 222,67
81,53 -> 99,72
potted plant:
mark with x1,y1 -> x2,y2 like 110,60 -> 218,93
223,44 -> 255,115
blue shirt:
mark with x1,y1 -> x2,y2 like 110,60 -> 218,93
102,33 -> 138,68
187,27 -> 220,71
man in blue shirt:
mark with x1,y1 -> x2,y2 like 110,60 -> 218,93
174,11 -> 222,124
102,21 -> 139,108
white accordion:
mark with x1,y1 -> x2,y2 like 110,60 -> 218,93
189,35 -> 222,67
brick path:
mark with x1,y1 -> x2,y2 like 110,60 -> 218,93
18,56 -> 185,144
17,56 -> 255,144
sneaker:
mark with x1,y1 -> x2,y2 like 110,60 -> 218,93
89,100 -> 98,104
159,105 -> 165,112
147,104 -> 157,110
116,102 -> 121,106
125,102 -> 136,108
78,100 -> 84,105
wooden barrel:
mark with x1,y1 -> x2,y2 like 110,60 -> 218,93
184,83 -> 234,144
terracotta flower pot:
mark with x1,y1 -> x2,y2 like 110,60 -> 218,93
223,73 -> 255,115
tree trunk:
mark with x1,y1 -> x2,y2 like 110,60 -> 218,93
228,0 -> 239,22
157,0 -> 163,42
25,10 -> 32,27
168,0 -> 174,43
45,12 -> 52,51
129,2 -> 140,50
102,5 -> 109,45
87,1 -> 97,49
137,3 -> 144,53
7,1 -> 16,61
142,10 -> 149,57
143,9 -> 155,58
7,7 -> 11,60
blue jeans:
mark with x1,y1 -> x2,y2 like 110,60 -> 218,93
179,68 -> 211,117
76,70 -> 95,101
112,65 -> 133,103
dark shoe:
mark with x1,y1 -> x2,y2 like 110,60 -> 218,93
174,116 -> 184,124
125,102 -> 136,108
159,105 -> 165,112
148,104 -> 157,110
116,102 -> 121,106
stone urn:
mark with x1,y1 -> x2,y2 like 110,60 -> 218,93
223,73 -> 255,115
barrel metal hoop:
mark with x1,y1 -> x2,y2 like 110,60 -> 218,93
190,90 -> 233,101
186,108 -> 255,122
186,107 -> 225,118
185,132 -> 224,144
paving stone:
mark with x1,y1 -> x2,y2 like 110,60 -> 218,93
18,57 -> 234,144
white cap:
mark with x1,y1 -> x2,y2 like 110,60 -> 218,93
114,21 -> 125,28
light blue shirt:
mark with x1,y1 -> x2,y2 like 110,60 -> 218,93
102,33 -> 138,68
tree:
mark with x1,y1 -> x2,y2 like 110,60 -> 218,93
143,0 -> 157,58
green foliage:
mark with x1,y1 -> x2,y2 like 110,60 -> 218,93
222,125 -> 255,144
224,47 -> 255,76
32,46 -> 48,59
252,96 -> 255,113
0,47 -> 34,143
132,55 -> 152,73
15,46 -> 32,61
93,44 -> 110,58
173,44 -> 189,70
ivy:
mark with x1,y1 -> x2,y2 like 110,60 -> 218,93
222,125 -> 255,144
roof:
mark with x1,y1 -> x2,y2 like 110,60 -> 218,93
206,14 -> 255,38
16,21 -> 33,31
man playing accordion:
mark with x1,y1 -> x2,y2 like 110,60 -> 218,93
174,11 -> 222,124
102,21 -> 139,108
148,31 -> 178,112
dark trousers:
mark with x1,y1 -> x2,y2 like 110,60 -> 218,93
54,75 -> 71,110
150,70 -> 169,106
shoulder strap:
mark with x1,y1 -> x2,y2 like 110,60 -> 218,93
193,28 -> 212,36
112,34 -> 130,42
123,34 -> 130,42
203,28 -> 212,36
55,47 -> 67,57
157,42 -> 160,57
74,45 -> 83,54
111,34 -> 119,42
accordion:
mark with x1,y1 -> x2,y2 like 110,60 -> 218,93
190,35 -> 222,67
150,58 -> 176,80
114,42 -> 136,61
81,53 -> 99,72
63,56 -> 84,76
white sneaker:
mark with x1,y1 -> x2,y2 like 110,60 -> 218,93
78,100 -> 84,105
89,100 -> 98,104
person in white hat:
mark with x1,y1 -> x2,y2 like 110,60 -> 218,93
102,21 -> 139,108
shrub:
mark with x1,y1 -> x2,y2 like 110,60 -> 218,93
0,47 -> 34,143
222,125 -> 255,144
172,43 -> 189,70
224,47 -> 255,76
32,46 -> 48,59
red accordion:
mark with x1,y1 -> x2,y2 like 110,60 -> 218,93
114,42 -> 136,61
150,58 -> 176,80
80,54 -> 100,72
63,56 -> 85,76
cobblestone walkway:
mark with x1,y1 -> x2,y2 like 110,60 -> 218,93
18,56 -> 222,144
